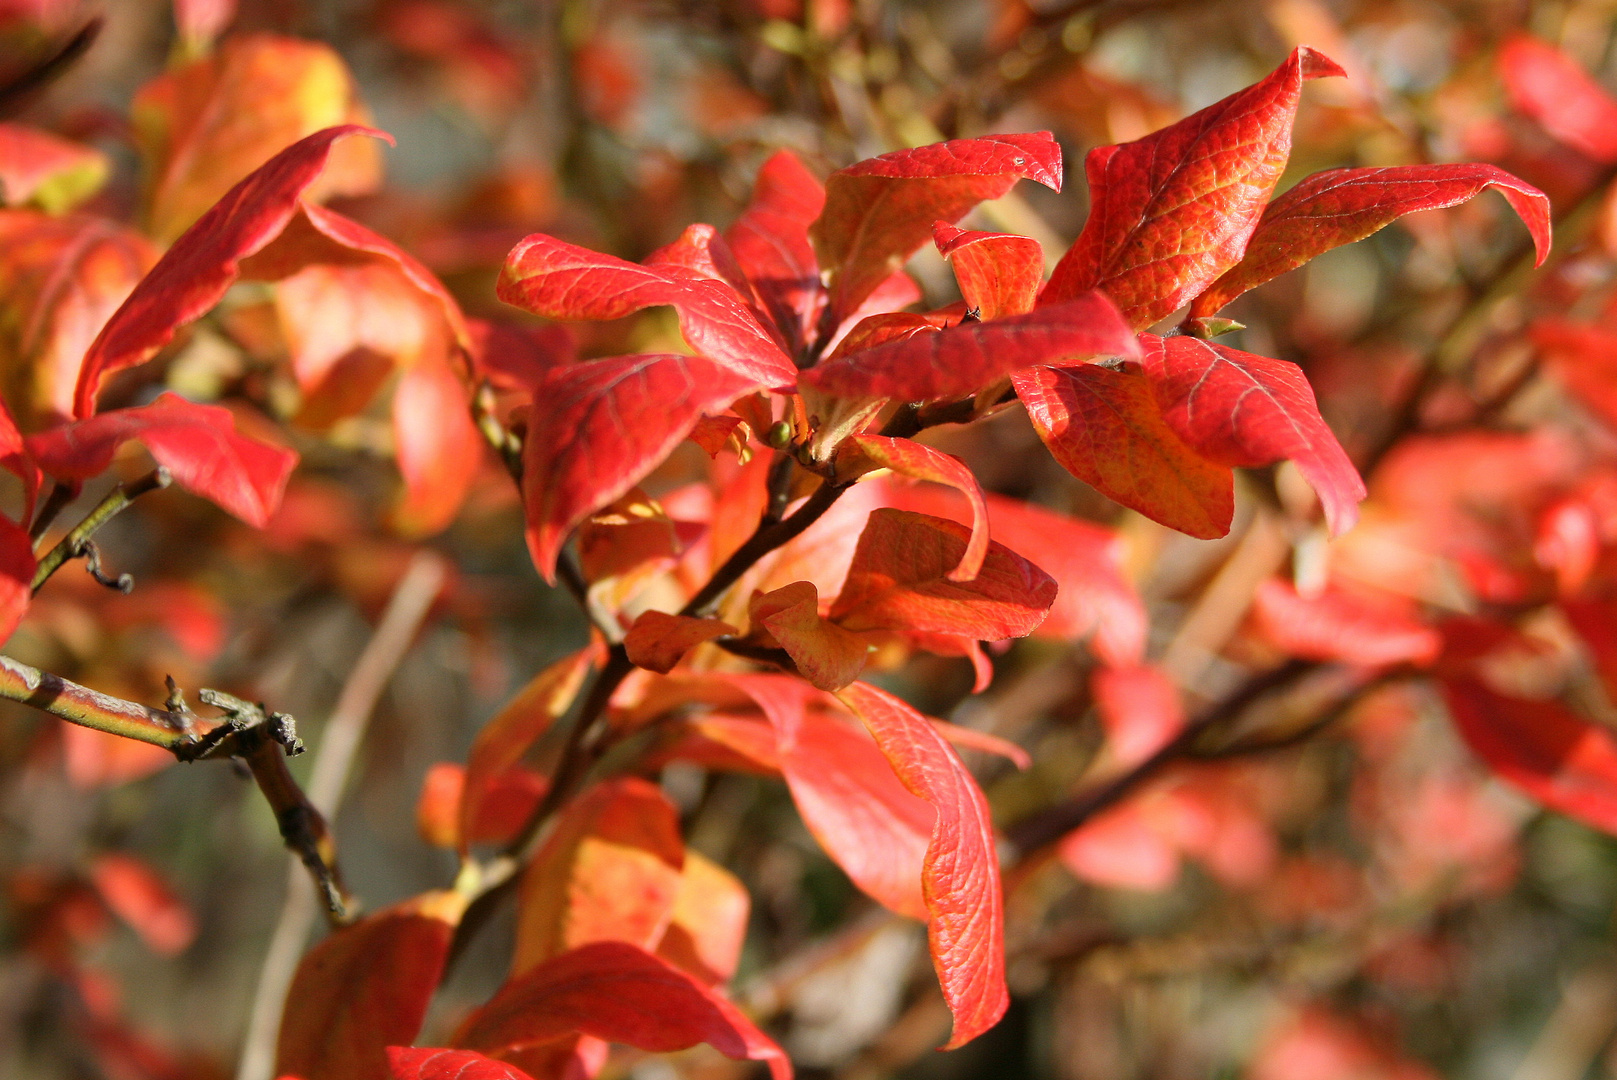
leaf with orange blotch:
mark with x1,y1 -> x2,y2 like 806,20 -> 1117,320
836,681 -> 1007,1050
276,890 -> 467,1080
802,293 -> 1137,404
1189,165 -> 1551,319
0,124 -> 107,213
133,33 -> 380,243
1042,47 -> 1345,329
459,646 -> 598,856
73,125 -> 391,418
812,132 -> 1062,321
521,353 -> 760,583
842,434 -> 990,581
688,414 -> 746,457
496,233 -> 795,388
728,674 -> 930,918
392,352 -> 482,536
0,515 -> 32,645
830,509 -> 1057,639
1092,664 -> 1184,767
1142,334 -> 1365,535
452,941 -> 790,1079
0,211 -> 157,425
27,392 -> 296,526
624,611 -> 737,674
656,851 -> 750,986
725,149 -> 825,354
1250,579 -> 1440,667
1013,360 -> 1233,538
933,222 -> 1043,319
1442,680 -> 1617,835
386,1048 -> 536,1080
875,480 -> 1147,666
1498,35 -> 1617,164
418,763 -> 547,851
749,581 -> 869,691
513,778 -> 684,975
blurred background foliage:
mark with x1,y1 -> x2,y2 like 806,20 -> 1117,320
6,1 -> 1617,1079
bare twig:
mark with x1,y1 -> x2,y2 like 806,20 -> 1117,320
32,468 -> 171,593
234,550 -> 448,1080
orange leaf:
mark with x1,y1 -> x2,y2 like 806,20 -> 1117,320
655,851 -> 750,985
750,581 -> 869,691
842,434 -> 990,581
624,610 -> 737,674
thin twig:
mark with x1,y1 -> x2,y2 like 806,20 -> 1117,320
0,653 -> 194,750
234,551 -> 448,1080
31,468 -> 171,594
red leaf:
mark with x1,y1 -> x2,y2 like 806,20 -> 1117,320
0,211 -> 158,425
812,132 -> 1062,320
392,353 -> 483,536
836,681 -> 1008,1049
724,149 -> 825,354
452,940 -> 790,1079
931,719 -> 1031,769
1532,318 -> 1617,427
418,763 -> 547,850
1092,664 -> 1184,767
1190,165 -> 1551,318
644,224 -> 757,308
624,610 -> 737,673
134,34 -> 380,243
495,232 -> 796,388
830,508 -> 1057,638
460,646 -> 597,856
823,310 -> 947,364
801,293 -> 1138,404
87,853 -> 195,956
842,434 -> 990,580
1442,679 -> 1617,835
276,891 -> 466,1080
1499,35 -> 1617,163
656,851 -> 750,986
729,674 -> 930,918
1043,47 -> 1345,329
1250,579 -> 1440,667
1013,361 -> 1233,538
520,353 -> 760,583
26,392 -> 297,527
933,223 -> 1043,319
749,581 -> 870,691
73,124 -> 391,417
512,778 -> 684,974
387,1048 -> 535,1080
1142,335 -> 1365,535
0,516 -> 33,645
0,123 -> 107,212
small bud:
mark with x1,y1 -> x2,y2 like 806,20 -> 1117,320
1182,316 -> 1245,339
765,420 -> 793,448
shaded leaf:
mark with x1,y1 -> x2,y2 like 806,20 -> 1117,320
520,352 -> 759,583
813,132 -> 1062,319
1043,46 -> 1345,328
749,581 -> 869,691
0,123 -> 107,212
453,940 -> 790,1079
418,763 -> 547,851
387,1048 -> 536,1080
842,434 -> 989,580
133,33 -> 380,242
1499,34 -> 1617,164
513,777 -> 684,974
26,392 -> 297,526
725,149 -> 825,354
1142,335 -> 1365,535
0,516 -> 32,645
624,610 -> 737,673
276,890 -> 467,1080
933,222 -> 1043,319
1442,678 -> 1617,836
1013,361 -> 1233,538
1190,164 -> 1551,318
656,851 -> 750,986
74,124 -> 391,417
830,508 -> 1057,638
836,681 -> 1007,1049
0,211 -> 157,424
496,232 -> 796,387
801,293 -> 1138,404
460,646 -> 598,856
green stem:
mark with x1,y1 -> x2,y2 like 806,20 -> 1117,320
32,467 -> 170,593
0,653 -> 195,753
